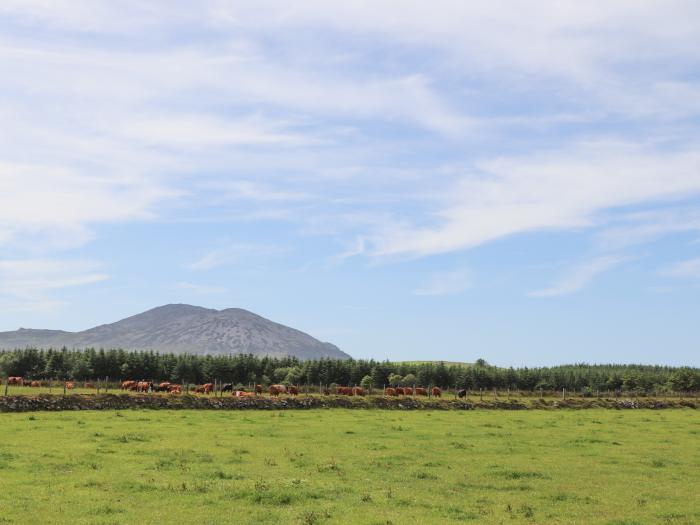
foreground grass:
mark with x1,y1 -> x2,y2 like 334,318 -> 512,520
0,410 -> 697,524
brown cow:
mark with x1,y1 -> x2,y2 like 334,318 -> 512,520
335,386 -> 352,396
65,382 -> 75,389
395,387 -> 404,395
121,380 -> 137,391
30,381 -> 41,387
156,382 -> 171,392
255,384 -> 263,395
403,387 -> 414,396
269,384 -> 285,397
415,387 -> 428,396
203,383 -> 214,394
168,384 -> 182,394
385,387 -> 397,396
235,390 -> 256,397
288,386 -> 299,396
84,382 -> 95,389
136,381 -> 152,393
431,387 -> 442,397
352,387 -> 365,396
8,376 -> 23,385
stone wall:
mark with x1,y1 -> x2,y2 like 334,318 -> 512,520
0,394 -> 695,412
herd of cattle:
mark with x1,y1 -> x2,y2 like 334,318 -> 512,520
6,376 -> 465,398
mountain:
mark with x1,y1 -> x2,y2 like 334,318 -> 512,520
0,304 -> 350,359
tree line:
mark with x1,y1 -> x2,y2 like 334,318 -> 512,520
0,347 -> 698,392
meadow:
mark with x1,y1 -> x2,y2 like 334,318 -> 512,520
0,409 -> 698,524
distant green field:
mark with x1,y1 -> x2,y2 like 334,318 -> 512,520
0,409 -> 698,524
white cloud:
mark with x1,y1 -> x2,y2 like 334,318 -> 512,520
530,256 -> 626,297
186,243 -> 285,270
371,142 -> 700,257
0,259 -> 109,311
174,281 -> 228,294
413,269 -> 471,296
662,257 -> 700,278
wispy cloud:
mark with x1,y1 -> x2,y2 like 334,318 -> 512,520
0,259 -> 109,312
174,281 -> 228,294
371,143 -> 700,258
661,257 -> 700,278
186,243 -> 286,271
413,269 -> 471,296
530,256 -> 626,297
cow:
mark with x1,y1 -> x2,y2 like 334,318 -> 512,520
457,389 -> 467,398
288,386 -> 299,396
65,382 -> 75,389
121,380 -> 137,391
385,387 -> 397,396
336,386 -> 352,396
269,384 -> 285,397
403,387 -> 414,396
255,384 -> 263,395
7,377 -> 23,385
84,382 -> 95,389
415,387 -> 428,396
30,380 -> 41,388
155,382 -> 171,392
352,387 -> 365,396
168,384 -> 182,394
220,383 -> 233,393
235,390 -> 256,398
137,381 -> 153,393
203,383 -> 214,394
432,387 -> 442,398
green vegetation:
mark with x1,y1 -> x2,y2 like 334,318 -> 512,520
1,347 -> 699,393
0,409 -> 697,524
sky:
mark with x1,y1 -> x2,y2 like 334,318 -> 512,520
1,1 -> 699,366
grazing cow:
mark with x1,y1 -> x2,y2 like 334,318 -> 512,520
221,383 -> 233,392
168,384 -> 182,394
65,382 -> 75,389
385,387 -> 397,396
30,380 -> 41,387
136,381 -> 153,393
193,385 -> 205,394
352,387 -> 365,396
255,384 -> 263,395
269,384 -> 285,397
403,387 -> 414,396
288,386 -> 299,396
84,382 -> 95,389
415,387 -> 428,396
203,383 -> 214,394
155,382 -> 171,392
395,387 -> 404,395
431,387 -> 442,398
121,380 -> 137,391
336,386 -> 352,396
457,389 -> 467,398
8,376 -> 23,385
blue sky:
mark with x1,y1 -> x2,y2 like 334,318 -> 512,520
1,1 -> 699,366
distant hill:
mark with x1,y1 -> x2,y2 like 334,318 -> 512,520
0,304 -> 350,360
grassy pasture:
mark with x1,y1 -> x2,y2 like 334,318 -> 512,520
0,410 -> 698,525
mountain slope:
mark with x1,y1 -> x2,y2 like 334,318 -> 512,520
0,304 -> 350,359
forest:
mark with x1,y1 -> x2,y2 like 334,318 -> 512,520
0,347 -> 698,393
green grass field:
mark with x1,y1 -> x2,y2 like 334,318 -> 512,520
0,409 -> 697,525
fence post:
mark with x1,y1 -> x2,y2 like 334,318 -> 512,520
3,379 -> 7,396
